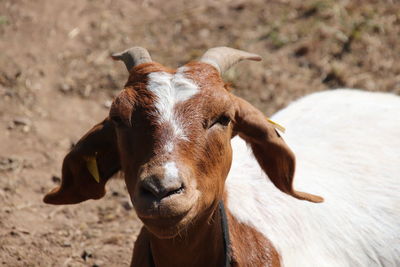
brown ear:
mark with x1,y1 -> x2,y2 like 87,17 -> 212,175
43,117 -> 120,205
232,96 -> 323,203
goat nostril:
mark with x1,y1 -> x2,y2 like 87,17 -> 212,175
140,180 -> 185,200
140,182 -> 159,198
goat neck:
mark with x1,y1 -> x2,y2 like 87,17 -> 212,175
132,201 -> 225,267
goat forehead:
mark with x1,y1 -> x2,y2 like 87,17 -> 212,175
147,67 -> 199,107
146,67 -> 199,142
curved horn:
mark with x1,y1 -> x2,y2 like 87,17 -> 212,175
199,46 -> 262,74
111,46 -> 152,71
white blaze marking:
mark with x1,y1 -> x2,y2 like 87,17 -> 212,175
164,161 -> 179,181
165,141 -> 174,153
147,67 -> 199,152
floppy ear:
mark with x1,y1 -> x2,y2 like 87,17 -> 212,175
43,117 -> 120,205
232,96 -> 323,203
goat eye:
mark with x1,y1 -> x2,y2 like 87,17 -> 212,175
217,115 -> 231,126
209,115 -> 231,128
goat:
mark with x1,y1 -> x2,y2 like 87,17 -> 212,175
44,46 -> 400,267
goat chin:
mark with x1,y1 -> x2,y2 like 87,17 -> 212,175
227,89 -> 400,267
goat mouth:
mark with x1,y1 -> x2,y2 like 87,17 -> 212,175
133,189 -> 199,220
138,198 -> 200,239
164,185 -> 185,198
132,188 -> 200,239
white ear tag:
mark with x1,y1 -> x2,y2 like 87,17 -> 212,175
84,153 -> 100,183
266,117 -> 286,133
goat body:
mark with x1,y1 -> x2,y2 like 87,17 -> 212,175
228,89 -> 400,267
43,46 -> 400,267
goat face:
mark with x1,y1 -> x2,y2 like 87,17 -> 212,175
110,62 -> 235,238
43,47 -> 322,239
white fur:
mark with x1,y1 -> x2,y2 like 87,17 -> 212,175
226,89 -> 400,267
164,162 -> 179,181
165,141 -> 174,153
147,67 -> 199,146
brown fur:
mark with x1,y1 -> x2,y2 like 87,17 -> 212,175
131,209 -> 225,267
43,117 -> 120,205
228,212 -> 280,267
130,198 -> 281,267
44,60 -> 323,266
233,96 -> 323,203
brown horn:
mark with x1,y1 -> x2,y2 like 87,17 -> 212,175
199,46 -> 262,74
111,46 -> 152,71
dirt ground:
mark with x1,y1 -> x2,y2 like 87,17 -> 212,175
0,0 -> 399,266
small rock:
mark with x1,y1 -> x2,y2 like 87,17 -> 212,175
9,117 -> 32,132
59,83 -> 71,93
22,125 -> 31,133
68,27 -> 80,39
232,3 -> 245,11
0,157 -> 22,171
83,85 -> 92,97
294,46 -> 309,57
61,242 -> 71,247
20,230 -> 30,235
13,117 -> 31,126
10,231 -> 19,236
103,100 -> 112,108
122,200 -> 133,211
81,250 -> 92,261
7,121 -> 15,130
51,175 -> 61,184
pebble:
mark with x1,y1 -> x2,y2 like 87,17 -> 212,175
122,200 -> 133,211
59,83 -> 71,93
8,117 -> 32,132
51,175 -> 61,184
0,157 -> 22,171
13,117 -> 31,126
103,100 -> 112,108
81,250 -> 92,261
